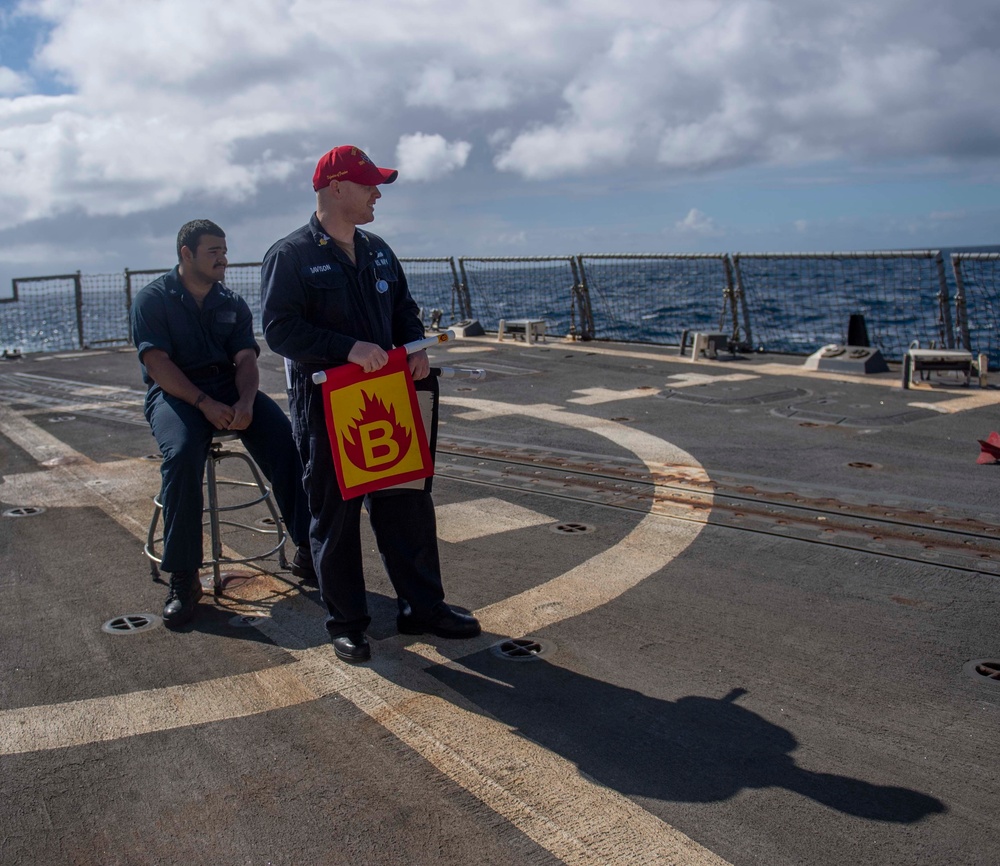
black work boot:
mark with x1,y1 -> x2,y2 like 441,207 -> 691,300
162,570 -> 203,628
290,545 -> 317,585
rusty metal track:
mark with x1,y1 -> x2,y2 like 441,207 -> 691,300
437,438 -> 1000,577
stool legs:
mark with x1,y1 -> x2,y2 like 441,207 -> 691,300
144,443 -> 288,596
204,448 -> 224,593
204,449 -> 288,594
145,497 -> 163,579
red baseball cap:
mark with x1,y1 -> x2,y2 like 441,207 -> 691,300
312,145 -> 398,190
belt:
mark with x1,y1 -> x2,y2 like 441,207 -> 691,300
185,361 -> 235,381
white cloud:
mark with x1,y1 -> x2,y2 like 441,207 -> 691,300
0,0 -> 996,286
493,1 -> 1000,177
396,133 -> 471,181
676,208 -> 721,235
0,66 -> 30,96
6,1 -> 1000,200
494,230 -> 527,246
406,65 -> 513,113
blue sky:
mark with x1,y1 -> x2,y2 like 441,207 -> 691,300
0,0 -> 998,296
0,5 -> 59,95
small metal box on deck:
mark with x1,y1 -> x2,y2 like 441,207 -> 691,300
498,318 -> 547,344
680,331 -> 730,361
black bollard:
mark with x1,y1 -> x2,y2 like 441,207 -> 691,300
847,313 -> 870,347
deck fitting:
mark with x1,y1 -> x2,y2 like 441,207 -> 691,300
491,637 -> 553,662
963,659 -> 1000,685
229,613 -> 268,628
3,506 -> 46,518
102,614 -> 160,634
550,522 -> 595,534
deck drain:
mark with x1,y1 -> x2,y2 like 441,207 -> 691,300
551,522 -> 595,534
491,637 -> 554,662
3,506 -> 46,518
964,659 -> 1000,685
229,613 -> 269,627
102,614 -> 161,634
847,462 -> 881,470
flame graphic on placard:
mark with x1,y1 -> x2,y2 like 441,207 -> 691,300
342,390 -> 412,472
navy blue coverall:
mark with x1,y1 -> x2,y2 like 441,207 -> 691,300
260,216 -> 446,638
131,266 -> 310,574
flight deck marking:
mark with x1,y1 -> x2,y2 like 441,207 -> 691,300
518,340 -> 1000,408
567,386 -> 662,404
667,372 -> 759,387
906,402 -> 950,414
0,398 -> 728,866
434,496 -> 555,543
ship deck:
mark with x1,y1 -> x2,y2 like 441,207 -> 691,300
1,335 -> 998,866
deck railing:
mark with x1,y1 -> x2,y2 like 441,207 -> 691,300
3,250 -> 998,369
457,257 -> 585,338
730,251 -> 953,359
577,254 -> 735,346
951,252 -> 1000,368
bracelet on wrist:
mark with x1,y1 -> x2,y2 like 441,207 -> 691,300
194,392 -> 208,408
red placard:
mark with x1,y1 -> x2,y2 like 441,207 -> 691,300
319,347 -> 433,497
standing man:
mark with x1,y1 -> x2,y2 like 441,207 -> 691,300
131,219 -> 314,628
260,145 -> 480,663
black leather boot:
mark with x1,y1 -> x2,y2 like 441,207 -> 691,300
163,570 -> 203,628
290,546 -> 317,585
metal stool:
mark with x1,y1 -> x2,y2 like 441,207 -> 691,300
144,432 -> 288,595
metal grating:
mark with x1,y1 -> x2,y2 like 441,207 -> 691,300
490,637 -> 554,661
102,614 -> 161,634
3,506 -> 45,518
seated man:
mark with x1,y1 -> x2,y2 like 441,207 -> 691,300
130,219 -> 314,628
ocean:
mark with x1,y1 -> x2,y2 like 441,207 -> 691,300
2,246 -> 999,367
